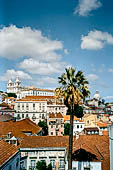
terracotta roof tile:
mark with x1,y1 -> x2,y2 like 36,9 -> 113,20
19,136 -> 69,148
73,135 -> 110,170
64,115 -> 82,122
49,113 -> 64,118
0,118 -> 41,138
0,140 -> 18,166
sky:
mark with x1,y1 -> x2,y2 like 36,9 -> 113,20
0,0 -> 113,101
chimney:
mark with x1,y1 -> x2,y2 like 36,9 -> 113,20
75,132 -> 79,140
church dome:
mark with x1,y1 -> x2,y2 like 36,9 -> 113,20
93,90 -> 101,101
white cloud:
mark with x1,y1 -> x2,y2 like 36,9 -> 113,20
81,30 -> 113,50
64,49 -> 69,54
19,58 -> 66,75
0,25 -> 63,61
37,77 -> 58,87
0,69 -> 32,81
104,96 -> 113,100
108,68 -> 113,73
87,74 -> 99,81
74,0 -> 102,16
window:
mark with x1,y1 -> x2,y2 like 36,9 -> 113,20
22,103 -> 24,110
50,160 -> 55,168
26,103 -> 29,110
56,132 -> 58,136
17,114 -> 20,119
77,125 -> 79,128
33,103 -> 35,110
39,103 -> 41,110
26,114 -> 28,118
30,160 -> 36,168
18,103 -> 20,110
81,125 -> 82,128
59,160 -> 64,168
51,132 -> 53,135
51,125 -> 53,128
22,114 -> 24,118
84,168 -> 90,170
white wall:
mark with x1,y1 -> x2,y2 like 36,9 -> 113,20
65,161 -> 101,170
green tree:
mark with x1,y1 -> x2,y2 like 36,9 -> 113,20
38,121 -> 48,135
36,160 -> 52,170
56,67 -> 90,170
64,123 -> 70,135
7,93 -> 17,98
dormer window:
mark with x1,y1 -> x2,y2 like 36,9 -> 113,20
7,132 -> 11,138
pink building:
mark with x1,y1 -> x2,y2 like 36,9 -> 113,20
47,113 -> 64,136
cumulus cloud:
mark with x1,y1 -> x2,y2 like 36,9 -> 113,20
37,76 -> 57,87
74,0 -> 102,16
0,69 -> 32,81
0,25 -> 63,61
19,58 -> 66,75
104,96 -> 113,100
87,74 -> 99,81
81,30 -> 113,50
108,68 -> 113,73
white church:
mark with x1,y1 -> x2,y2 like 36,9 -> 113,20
7,77 -> 55,99
7,77 -> 23,94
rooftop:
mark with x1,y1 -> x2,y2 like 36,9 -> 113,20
73,135 -> 109,170
49,113 -> 64,118
0,118 -> 41,138
0,140 -> 18,166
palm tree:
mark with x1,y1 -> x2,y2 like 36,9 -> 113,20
56,67 -> 90,170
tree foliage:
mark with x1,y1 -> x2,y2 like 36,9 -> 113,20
56,67 -> 90,170
64,123 -> 70,135
38,121 -> 48,135
67,105 -> 83,118
36,160 -> 52,170
7,93 -> 17,98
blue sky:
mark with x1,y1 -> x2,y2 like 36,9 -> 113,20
0,0 -> 113,101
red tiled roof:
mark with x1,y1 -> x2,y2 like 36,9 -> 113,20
19,136 -> 69,148
64,115 -> 82,122
97,121 -> 112,128
0,140 -> 18,166
49,113 -> 64,118
16,96 -> 55,101
0,103 -> 9,107
73,135 -> 110,170
0,118 -> 41,138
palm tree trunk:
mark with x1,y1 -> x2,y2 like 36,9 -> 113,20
68,105 -> 74,170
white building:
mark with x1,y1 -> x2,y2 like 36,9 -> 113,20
16,87 -> 54,99
7,78 -> 55,99
19,136 -> 68,170
87,90 -> 101,107
14,98 -> 47,124
64,115 -> 85,135
7,77 -> 23,94
14,96 -> 67,124
47,104 -> 67,115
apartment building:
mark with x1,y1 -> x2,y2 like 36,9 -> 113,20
47,113 -> 64,136
64,115 -> 84,135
